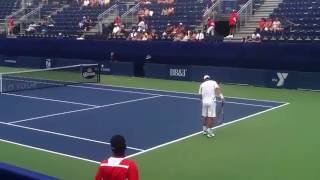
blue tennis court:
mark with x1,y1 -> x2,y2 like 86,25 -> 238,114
0,83 -> 285,162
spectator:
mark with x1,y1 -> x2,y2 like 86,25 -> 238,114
206,17 -> 215,36
172,33 -> 182,41
114,16 -> 122,26
264,18 -> 273,31
79,16 -> 86,30
26,22 -> 37,33
257,18 -> 265,33
138,8 -> 145,18
137,18 -> 147,32
47,16 -> 55,27
162,23 -> 173,38
177,22 -> 186,34
112,24 -> 121,35
190,30 -> 197,41
129,27 -> 137,40
181,31 -> 190,42
251,31 -> 261,42
7,16 -> 15,35
161,7 -> 174,16
98,0 -> 104,6
272,17 -> 282,32
167,7 -> 174,16
142,30 -> 149,41
95,135 -> 139,180
227,9 -> 238,38
196,30 -> 204,41
83,0 -> 90,6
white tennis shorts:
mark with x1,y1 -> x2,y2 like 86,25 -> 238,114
202,102 -> 216,118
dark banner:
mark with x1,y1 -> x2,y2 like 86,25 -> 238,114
144,63 -> 320,90
0,56 -> 44,68
1,39 -> 320,72
144,63 -> 190,81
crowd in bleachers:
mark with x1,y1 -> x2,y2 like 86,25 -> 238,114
106,0 -> 209,42
4,0 -> 319,42
258,0 -> 320,41
78,0 -> 112,7
3,0 -> 217,41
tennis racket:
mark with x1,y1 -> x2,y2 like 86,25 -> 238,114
216,98 -> 225,125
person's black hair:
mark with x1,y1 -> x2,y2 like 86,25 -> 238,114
110,135 -> 127,156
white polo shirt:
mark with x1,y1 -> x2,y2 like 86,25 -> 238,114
199,80 -> 219,105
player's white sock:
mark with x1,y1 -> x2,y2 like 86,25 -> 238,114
202,126 -> 207,135
203,126 -> 207,132
207,128 -> 214,135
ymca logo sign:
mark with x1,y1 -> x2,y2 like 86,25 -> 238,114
272,72 -> 288,87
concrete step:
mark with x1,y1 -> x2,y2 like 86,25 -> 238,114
239,26 -> 257,29
258,8 -> 277,11
223,36 -> 244,42
238,31 -> 256,34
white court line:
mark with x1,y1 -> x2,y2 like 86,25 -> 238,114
155,95 -> 274,108
0,138 -> 100,164
70,85 -> 160,96
3,93 -> 98,107
84,83 -> 289,104
125,102 -> 290,159
71,85 -> 275,108
0,121 -> 144,152
8,95 -> 163,124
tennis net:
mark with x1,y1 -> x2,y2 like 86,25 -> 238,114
0,64 -> 100,93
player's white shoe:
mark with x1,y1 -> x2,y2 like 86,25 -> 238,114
202,131 -> 207,135
207,133 -> 215,138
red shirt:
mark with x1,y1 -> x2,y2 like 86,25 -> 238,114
228,12 -> 238,25
207,19 -> 215,27
95,157 -> 139,180
8,18 -> 14,27
258,20 -> 265,29
114,16 -> 122,26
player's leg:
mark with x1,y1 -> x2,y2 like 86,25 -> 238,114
206,102 -> 216,137
206,117 -> 214,137
202,117 -> 207,135
202,104 -> 208,135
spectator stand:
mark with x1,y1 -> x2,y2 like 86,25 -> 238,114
236,0 -> 253,31
268,0 -> 320,42
0,0 -> 23,36
121,2 -> 141,32
96,1 -> 136,37
17,1 -> 65,36
14,0 -> 119,39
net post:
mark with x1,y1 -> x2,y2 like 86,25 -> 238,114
0,74 -> 2,93
97,64 -> 101,83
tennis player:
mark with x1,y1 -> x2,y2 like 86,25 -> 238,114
199,75 -> 224,138
95,135 -> 139,180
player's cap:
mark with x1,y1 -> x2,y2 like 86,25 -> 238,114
110,135 -> 127,152
203,75 -> 210,80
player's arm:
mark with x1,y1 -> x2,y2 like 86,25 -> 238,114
215,84 -> 224,101
199,85 -> 202,101
94,165 -> 103,180
128,162 -> 139,180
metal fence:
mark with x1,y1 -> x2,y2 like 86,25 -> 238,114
203,0 -> 222,19
237,0 -> 253,31
121,2 -> 140,29
0,19 -> 7,35
97,4 -> 120,33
